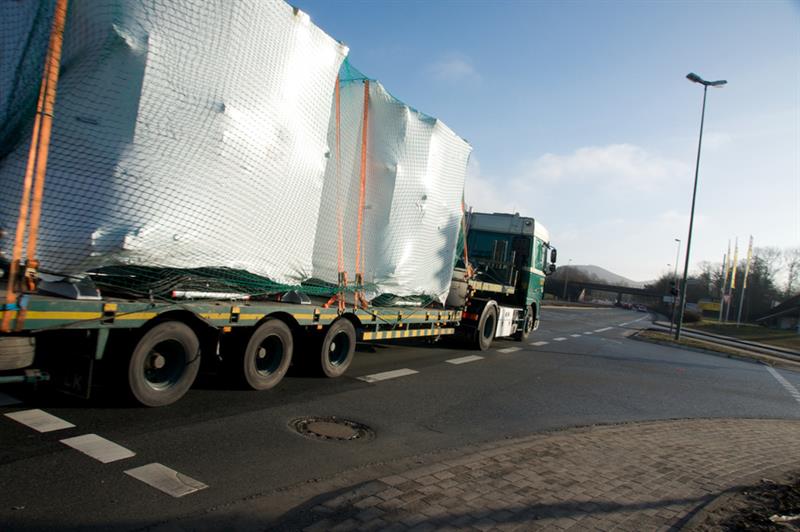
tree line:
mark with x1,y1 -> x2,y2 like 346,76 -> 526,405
648,246 -> 798,321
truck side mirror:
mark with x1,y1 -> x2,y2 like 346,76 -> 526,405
550,249 -> 557,264
548,264 -> 556,274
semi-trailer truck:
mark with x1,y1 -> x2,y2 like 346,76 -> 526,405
0,211 -> 555,406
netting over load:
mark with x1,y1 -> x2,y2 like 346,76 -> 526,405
0,0 -> 347,290
1,1 -> 471,304
312,62 -> 471,304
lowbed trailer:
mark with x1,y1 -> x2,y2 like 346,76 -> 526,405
0,288 -> 462,406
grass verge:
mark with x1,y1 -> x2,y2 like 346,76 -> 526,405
634,330 -> 800,371
687,321 -> 800,351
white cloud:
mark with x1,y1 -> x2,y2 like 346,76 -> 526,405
520,144 -> 688,191
464,155 -> 507,213
427,53 -> 479,82
702,131 -> 733,150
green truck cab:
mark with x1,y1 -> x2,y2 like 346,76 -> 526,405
449,212 -> 557,350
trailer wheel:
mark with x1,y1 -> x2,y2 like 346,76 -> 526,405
319,319 -> 356,378
473,305 -> 497,351
241,320 -> 293,390
128,321 -> 200,407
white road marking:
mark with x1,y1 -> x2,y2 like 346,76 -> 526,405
446,355 -> 484,365
765,366 -> 800,406
528,342 -> 548,347
60,434 -> 135,463
594,327 -> 613,333
553,337 -> 567,342
125,463 -> 207,498
619,322 -> 631,327
0,392 -> 22,406
358,368 -> 419,383
570,334 -> 582,338
583,332 -> 593,335
498,347 -> 522,353
5,409 -> 75,433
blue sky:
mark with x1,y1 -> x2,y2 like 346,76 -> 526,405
294,0 -> 799,282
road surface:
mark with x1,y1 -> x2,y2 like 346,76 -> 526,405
1,307 -> 798,530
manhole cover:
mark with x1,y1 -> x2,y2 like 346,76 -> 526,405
290,416 -> 374,442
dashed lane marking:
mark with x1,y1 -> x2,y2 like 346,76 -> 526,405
446,355 -> 484,365
553,337 -> 567,342
5,409 -> 75,433
529,341 -> 548,347
570,334 -> 582,338
125,463 -> 207,498
358,368 -> 419,383
583,332 -> 593,335
60,434 -> 136,464
594,327 -> 613,333
0,392 -> 22,406
498,347 -> 523,353
765,366 -> 800,406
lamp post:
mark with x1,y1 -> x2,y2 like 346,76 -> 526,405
669,238 -> 681,335
675,73 -> 727,341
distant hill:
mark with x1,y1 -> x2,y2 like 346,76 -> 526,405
570,265 -> 646,289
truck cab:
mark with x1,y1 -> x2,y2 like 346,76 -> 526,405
449,212 -> 556,349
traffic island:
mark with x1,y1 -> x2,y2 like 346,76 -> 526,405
264,419 -> 800,531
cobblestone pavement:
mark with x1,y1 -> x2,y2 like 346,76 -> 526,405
286,419 -> 800,531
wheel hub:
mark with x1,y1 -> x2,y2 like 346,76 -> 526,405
149,353 -> 166,369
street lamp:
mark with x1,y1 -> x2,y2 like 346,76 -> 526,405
675,73 -> 727,340
669,238 -> 681,334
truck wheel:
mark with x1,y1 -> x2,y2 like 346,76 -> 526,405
128,321 -> 200,407
513,309 -> 534,341
319,319 -> 356,378
242,320 -> 293,390
473,305 -> 497,351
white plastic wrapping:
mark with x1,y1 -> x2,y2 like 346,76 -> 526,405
0,0 -> 347,284
312,77 -> 471,303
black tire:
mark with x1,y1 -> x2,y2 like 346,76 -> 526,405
319,319 -> 356,378
241,319 -> 293,390
128,321 -> 200,407
472,305 -> 497,351
513,307 -> 534,341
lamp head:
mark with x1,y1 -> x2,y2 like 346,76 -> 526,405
687,72 -> 727,88
686,72 -> 704,84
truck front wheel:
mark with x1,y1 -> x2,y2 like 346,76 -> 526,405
513,307 -> 534,341
127,321 -> 200,407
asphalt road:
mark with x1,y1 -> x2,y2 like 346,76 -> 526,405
1,307 -> 799,531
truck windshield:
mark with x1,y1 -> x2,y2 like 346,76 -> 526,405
466,230 -> 532,286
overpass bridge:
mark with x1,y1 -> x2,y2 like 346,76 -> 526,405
545,278 -> 664,304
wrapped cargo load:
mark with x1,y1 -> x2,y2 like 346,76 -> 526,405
312,62 -> 471,303
0,0 -> 347,287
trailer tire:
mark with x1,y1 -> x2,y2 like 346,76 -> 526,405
473,305 -> 497,351
241,320 -> 293,390
128,321 -> 200,407
319,319 -> 356,378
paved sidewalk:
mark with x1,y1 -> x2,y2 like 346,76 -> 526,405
278,419 -> 800,531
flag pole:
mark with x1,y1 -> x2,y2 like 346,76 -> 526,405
736,236 -> 753,327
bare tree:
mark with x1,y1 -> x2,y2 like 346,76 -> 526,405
785,247 -> 800,297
